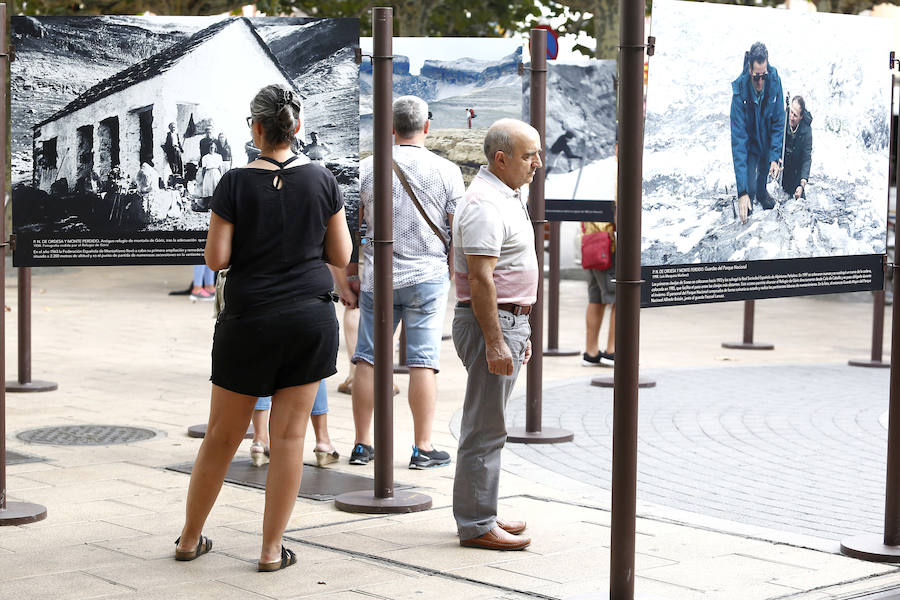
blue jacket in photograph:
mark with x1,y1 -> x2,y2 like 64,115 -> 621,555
730,65 -> 785,197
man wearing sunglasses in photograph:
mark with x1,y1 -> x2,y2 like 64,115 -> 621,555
730,41 -> 785,224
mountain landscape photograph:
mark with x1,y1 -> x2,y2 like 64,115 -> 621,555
359,37 -> 522,183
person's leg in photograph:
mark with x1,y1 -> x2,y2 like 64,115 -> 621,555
177,385 -> 257,556
756,155 -> 775,210
259,380 -> 318,567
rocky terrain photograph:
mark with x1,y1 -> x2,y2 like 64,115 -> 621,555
642,0 -> 891,267
524,58 -> 617,203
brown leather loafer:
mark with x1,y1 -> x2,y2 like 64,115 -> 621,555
497,518 -> 526,536
460,525 -> 531,550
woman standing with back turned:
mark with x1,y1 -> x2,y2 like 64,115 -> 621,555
174,84 -> 351,572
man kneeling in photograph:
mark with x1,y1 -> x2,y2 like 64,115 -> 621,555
730,41 -> 785,224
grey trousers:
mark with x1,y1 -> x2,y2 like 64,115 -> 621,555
452,304 -> 531,540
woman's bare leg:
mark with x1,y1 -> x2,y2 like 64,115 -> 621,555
251,409 -> 270,448
260,380 -> 318,564
311,413 -> 332,450
178,385 -> 257,552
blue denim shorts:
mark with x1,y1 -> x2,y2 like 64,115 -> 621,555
353,277 -> 450,372
255,379 -> 328,415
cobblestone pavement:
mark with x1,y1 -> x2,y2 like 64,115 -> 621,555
481,364 -> 893,542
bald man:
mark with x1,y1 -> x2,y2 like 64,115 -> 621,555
451,119 -> 540,551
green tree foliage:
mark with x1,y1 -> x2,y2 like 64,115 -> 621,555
273,1 -> 544,37
8,0 -> 899,56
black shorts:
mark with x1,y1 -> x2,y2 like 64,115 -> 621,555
211,298 -> 338,397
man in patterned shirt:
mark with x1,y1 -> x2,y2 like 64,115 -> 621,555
351,95 -> 465,469
452,118 -> 540,550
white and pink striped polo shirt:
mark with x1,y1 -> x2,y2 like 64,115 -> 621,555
453,166 -> 538,305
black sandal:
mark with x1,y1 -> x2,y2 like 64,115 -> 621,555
258,545 -> 297,572
174,535 -> 212,561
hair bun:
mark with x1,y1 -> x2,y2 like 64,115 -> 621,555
276,89 -> 294,111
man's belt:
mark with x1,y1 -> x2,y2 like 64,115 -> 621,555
456,301 -> 532,316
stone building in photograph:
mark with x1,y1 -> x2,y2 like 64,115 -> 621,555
32,17 -> 302,193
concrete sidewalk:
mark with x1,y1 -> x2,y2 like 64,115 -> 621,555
2,264 -> 900,599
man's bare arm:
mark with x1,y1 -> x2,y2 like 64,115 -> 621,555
466,254 -> 513,376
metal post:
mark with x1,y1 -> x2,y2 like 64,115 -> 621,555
6,267 -> 58,392
850,88 -> 894,369
507,28 -> 572,445
721,299 -> 774,350
849,289 -> 890,368
371,6 -> 394,501
609,0 -> 644,596
0,3 -> 47,525
841,71 -> 900,561
544,221 -> 578,356
335,6 -> 430,514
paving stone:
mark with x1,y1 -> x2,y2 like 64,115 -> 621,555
221,556 -> 414,600
0,570 -> 133,599
0,544 -> 133,583
89,580 -> 272,600
84,552 -> 251,591
0,520 -> 150,553
356,573 -> 511,600
487,365 -> 895,541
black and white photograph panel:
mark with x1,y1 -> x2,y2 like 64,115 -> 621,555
12,16 -> 359,266
642,0 -> 892,268
359,37 -> 522,182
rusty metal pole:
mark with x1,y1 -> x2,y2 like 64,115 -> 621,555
6,267 -> 57,392
850,88 -> 893,369
335,7 -> 430,514
544,222 -> 578,357
0,3 -> 47,525
841,71 -> 900,561
849,288 -> 889,368
722,300 -> 774,350
370,7 -> 395,501
609,0 -> 644,596
507,28 -> 572,445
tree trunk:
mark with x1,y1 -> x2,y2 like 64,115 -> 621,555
394,0 -> 442,36
592,0 -> 619,59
